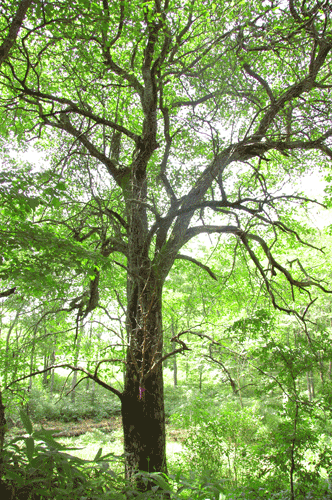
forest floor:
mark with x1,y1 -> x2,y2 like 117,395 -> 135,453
6,415 -> 187,443
5,415 -> 187,469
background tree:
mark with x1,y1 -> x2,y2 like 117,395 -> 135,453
0,0 -> 332,490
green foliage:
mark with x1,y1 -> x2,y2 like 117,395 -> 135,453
172,397 -> 264,486
27,385 -> 121,423
1,411 -> 232,500
168,383 -> 332,499
4,388 -> 332,500
164,385 -> 196,420
1,410 -> 126,499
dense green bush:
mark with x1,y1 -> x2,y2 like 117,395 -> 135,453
1,410 -> 126,500
173,398 -> 264,486
1,411 -> 231,500
169,389 -> 332,500
164,385 -> 197,420
4,377 -> 332,500
27,384 -> 121,422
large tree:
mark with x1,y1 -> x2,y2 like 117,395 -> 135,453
1,0 -> 332,489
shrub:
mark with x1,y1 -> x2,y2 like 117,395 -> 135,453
179,399 -> 264,487
25,384 -> 121,422
2,410 -> 127,499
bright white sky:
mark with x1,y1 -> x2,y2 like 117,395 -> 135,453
298,173 -> 330,230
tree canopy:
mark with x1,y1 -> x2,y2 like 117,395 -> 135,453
0,0 -> 331,310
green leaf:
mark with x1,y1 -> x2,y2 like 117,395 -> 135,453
148,472 -> 173,492
25,436 -> 34,462
5,470 -> 24,483
33,428 -> 64,450
61,460 -> 72,478
51,197 -> 61,208
55,181 -> 66,190
20,410 -> 33,435
27,197 -> 40,209
94,447 -> 103,462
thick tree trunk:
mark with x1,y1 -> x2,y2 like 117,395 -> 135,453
121,162 -> 168,490
121,278 -> 167,490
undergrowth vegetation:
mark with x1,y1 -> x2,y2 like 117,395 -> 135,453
2,376 -> 332,500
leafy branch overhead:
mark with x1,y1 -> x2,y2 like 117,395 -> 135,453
0,0 -> 330,314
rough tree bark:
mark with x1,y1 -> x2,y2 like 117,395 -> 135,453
122,279 -> 167,478
120,134 -> 169,483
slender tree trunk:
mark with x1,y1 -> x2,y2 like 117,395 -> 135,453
198,364 -> 203,391
289,403 -> 299,500
306,371 -> 315,401
4,309 -> 21,388
91,378 -> 96,405
50,348 -> 56,394
171,322 -> 177,387
236,358 -> 244,408
86,324 -> 93,392
71,373 -> 77,404
318,360 -> 324,386
307,372 -> 312,401
0,386 -> 6,480
310,371 -> 315,400
50,367 -> 55,393
71,319 -> 83,404
172,342 -> 177,388
43,354 -> 49,386
91,331 -> 101,405
27,328 -> 37,414
29,346 -> 35,392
